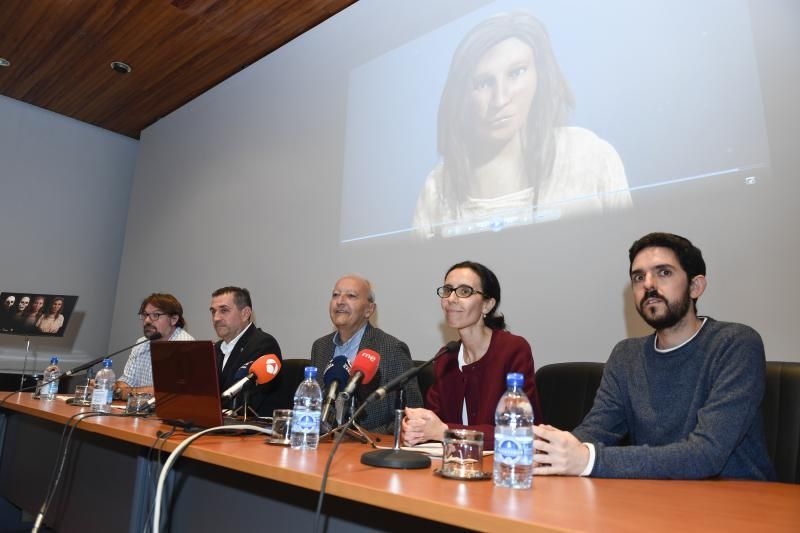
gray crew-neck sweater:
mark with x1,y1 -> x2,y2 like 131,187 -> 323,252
574,318 -> 775,480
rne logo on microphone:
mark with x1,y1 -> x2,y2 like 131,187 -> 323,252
359,350 -> 378,363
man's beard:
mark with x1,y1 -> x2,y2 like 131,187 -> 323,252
636,286 -> 692,330
143,326 -> 160,340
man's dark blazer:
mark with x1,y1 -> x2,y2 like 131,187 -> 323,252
215,323 -> 282,416
310,323 -> 422,434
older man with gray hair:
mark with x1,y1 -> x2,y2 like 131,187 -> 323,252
310,275 -> 422,435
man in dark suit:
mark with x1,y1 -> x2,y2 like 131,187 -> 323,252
310,275 -> 422,435
210,286 -> 282,416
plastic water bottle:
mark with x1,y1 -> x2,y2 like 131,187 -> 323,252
41,357 -> 61,400
91,359 -> 116,413
291,366 -> 322,450
494,372 -> 534,489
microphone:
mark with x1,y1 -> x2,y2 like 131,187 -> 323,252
64,333 -> 163,377
358,343 -> 456,471
321,356 -> 351,423
220,354 -> 281,401
364,341 -> 458,404
233,360 -> 255,381
227,360 -> 255,409
340,349 -> 380,401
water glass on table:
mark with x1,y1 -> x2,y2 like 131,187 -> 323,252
270,409 -> 293,445
442,429 -> 484,479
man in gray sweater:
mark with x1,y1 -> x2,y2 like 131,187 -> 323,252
533,232 -> 775,480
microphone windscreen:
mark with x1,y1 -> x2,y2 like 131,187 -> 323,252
149,332 -> 163,341
250,354 -> 282,384
233,360 -> 255,381
323,356 -> 351,386
351,349 -> 380,384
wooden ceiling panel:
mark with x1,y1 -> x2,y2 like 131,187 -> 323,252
0,0 -> 357,138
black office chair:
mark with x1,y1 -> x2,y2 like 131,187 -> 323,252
762,361 -> 800,483
534,362 -> 605,431
413,359 -> 435,407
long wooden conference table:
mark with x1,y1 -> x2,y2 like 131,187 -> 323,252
0,393 -> 798,532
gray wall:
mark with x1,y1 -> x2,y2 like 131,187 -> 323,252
1,1 -> 793,383
0,95 -> 138,373
108,0 -> 800,368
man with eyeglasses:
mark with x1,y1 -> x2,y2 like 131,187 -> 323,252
310,275 -> 422,434
115,293 -> 195,399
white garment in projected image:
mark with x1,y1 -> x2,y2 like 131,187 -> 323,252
413,127 -> 632,238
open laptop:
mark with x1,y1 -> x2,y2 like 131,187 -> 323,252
150,340 -> 227,429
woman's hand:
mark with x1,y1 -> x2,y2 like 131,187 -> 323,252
402,407 -> 448,446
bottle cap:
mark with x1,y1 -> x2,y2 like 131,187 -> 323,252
102,358 -> 112,368
506,372 -> 524,388
304,366 -> 318,379
50,356 -> 58,364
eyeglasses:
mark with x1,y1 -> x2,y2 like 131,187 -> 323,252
138,312 -> 168,321
436,285 -> 485,299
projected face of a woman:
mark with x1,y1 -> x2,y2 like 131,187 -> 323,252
468,37 -> 537,144
30,297 -> 45,314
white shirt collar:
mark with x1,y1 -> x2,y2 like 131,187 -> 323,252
221,322 -> 253,357
457,343 -> 468,425
654,317 -> 708,353
457,342 -> 466,370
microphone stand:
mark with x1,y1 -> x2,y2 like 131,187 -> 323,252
61,337 -> 159,406
319,394 -> 374,445
63,335 -> 160,377
229,394 -> 259,421
363,341 -> 456,405
349,416 -> 375,445
18,335 -> 32,391
360,389 -> 430,469
357,342 -> 457,469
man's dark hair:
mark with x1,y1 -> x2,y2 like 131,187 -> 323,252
212,286 -> 252,310
628,232 -> 706,280
446,260 -> 506,330
139,293 -> 186,328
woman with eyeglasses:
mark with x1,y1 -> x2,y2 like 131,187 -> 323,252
402,261 -> 541,450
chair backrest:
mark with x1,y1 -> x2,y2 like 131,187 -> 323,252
269,358 -> 312,411
534,362 -> 605,431
413,359 -> 435,407
763,361 -> 800,483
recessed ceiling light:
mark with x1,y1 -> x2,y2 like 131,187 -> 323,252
0,58 -> 10,68
110,61 -> 131,74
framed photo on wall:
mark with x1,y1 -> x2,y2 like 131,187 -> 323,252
0,292 -> 78,338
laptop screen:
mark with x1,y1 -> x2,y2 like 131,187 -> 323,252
150,340 -> 224,429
